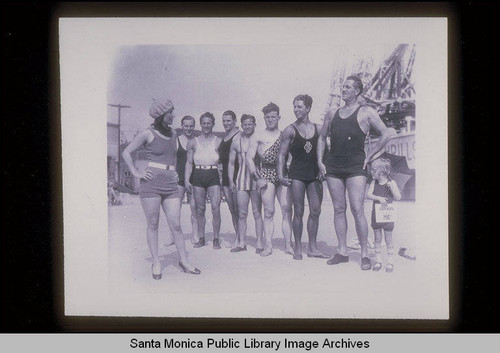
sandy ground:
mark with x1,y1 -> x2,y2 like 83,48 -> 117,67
108,191 -> 419,318
108,190 -> 417,314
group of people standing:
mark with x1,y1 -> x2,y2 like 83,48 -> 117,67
122,75 -> 397,280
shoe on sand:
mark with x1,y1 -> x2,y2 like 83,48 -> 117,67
398,247 -> 416,260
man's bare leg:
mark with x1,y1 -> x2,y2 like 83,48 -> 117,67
291,180 -> 307,260
325,177 -> 348,257
193,186 -> 208,244
276,184 -> 294,255
207,185 -> 222,247
235,190 -> 251,249
188,189 -> 199,243
223,185 -> 239,238
305,180 -> 326,257
346,176 -> 369,259
259,183 -> 276,256
250,190 -> 264,250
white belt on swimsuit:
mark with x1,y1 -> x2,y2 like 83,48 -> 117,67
148,162 -> 175,170
195,165 -> 218,170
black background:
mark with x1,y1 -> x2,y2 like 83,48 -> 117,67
1,2 -> 498,333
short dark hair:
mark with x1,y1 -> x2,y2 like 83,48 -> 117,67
346,75 -> 364,97
222,110 -> 237,121
181,115 -> 195,125
240,114 -> 256,124
262,102 -> 280,115
293,94 -> 313,109
200,112 -> 215,124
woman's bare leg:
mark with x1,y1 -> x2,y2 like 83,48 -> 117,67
140,197 -> 162,274
161,195 -> 198,272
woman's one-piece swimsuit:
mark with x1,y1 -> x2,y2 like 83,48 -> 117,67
140,127 -> 179,199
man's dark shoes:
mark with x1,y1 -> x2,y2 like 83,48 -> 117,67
255,248 -> 264,254
326,254 -> 349,265
361,257 -> 372,270
193,237 -> 206,248
213,238 -> 221,250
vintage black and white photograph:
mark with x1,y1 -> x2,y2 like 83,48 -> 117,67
60,18 -> 448,319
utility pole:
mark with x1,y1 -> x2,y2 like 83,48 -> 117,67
108,103 -> 131,185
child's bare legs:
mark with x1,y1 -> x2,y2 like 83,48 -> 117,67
373,229 -> 383,271
384,230 -> 394,272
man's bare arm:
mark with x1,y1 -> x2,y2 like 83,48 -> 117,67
363,107 -> 396,168
228,140 -> 238,192
185,138 -> 196,191
277,126 -> 293,185
317,109 -> 334,175
246,134 -> 259,177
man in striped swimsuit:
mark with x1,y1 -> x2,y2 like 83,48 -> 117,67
228,114 -> 263,252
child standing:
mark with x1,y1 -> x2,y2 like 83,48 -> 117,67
367,158 -> 402,272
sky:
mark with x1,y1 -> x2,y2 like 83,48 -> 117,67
107,44 -> 393,141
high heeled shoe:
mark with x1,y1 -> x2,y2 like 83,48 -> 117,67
179,262 -> 201,275
151,263 -> 162,280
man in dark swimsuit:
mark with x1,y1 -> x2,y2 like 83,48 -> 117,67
278,94 -> 327,260
317,75 -> 394,270
219,110 -> 241,241
176,115 -> 199,244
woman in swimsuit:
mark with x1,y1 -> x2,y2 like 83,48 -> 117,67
122,98 -> 200,279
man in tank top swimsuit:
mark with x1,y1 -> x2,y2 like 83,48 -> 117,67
218,110 -> 241,245
279,94 -> 327,261
227,114 -> 264,253
176,115 -> 199,244
185,112 -> 223,250
122,98 -> 200,280
317,75 -> 395,270
247,102 -> 294,256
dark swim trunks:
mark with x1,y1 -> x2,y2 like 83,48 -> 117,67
191,168 -> 220,189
